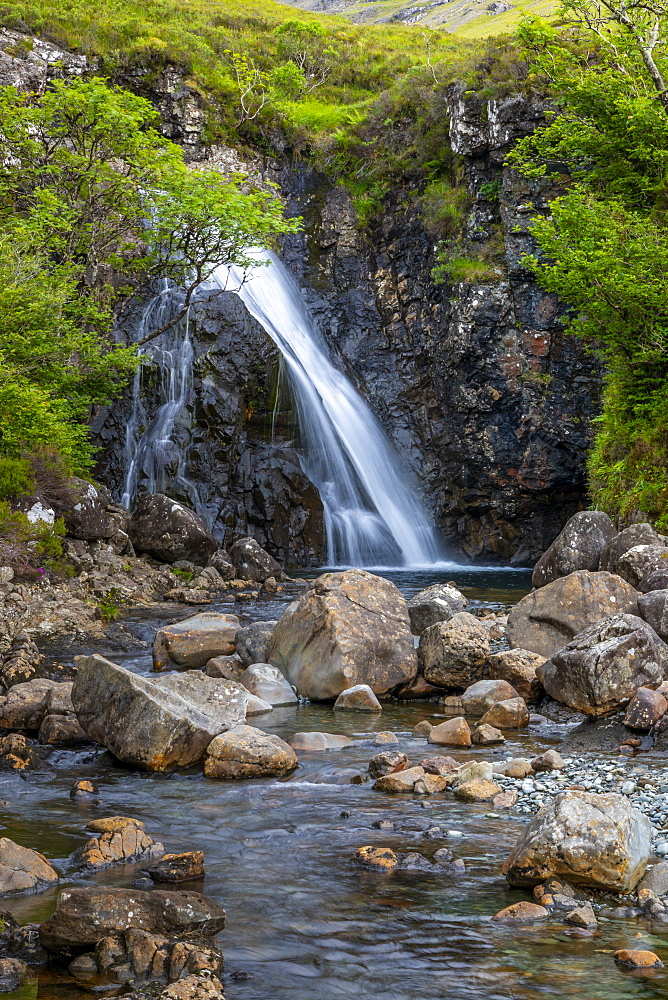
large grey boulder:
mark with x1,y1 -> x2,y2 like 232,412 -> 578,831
507,570 -> 639,658
203,725 -> 297,779
418,612 -> 489,689
59,478 -> 115,541
72,655 -> 247,771
239,664 -> 297,707
235,621 -> 277,667
407,583 -> 467,635
267,569 -> 417,700
536,614 -> 668,716
128,495 -> 217,565
532,511 -> 616,589
0,679 -> 63,731
502,790 -> 651,892
0,838 -> 59,895
638,589 -> 668,640
153,672 -> 249,727
616,544 -> 668,590
153,613 -> 240,671
228,537 -> 282,583
599,522 -> 663,574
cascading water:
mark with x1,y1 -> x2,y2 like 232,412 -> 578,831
207,250 -> 442,568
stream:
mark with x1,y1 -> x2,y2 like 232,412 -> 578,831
4,568 -> 668,1000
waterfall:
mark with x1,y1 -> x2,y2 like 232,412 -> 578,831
207,250 -> 442,568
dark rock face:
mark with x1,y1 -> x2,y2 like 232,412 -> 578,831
128,495 -> 217,565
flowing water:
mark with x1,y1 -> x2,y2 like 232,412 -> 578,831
5,569 -> 668,1000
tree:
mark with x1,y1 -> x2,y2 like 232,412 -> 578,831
273,20 -> 337,93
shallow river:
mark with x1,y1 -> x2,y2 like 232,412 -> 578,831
5,569 -> 668,1000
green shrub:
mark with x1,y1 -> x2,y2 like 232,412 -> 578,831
0,502 -> 67,577
0,458 -> 33,501
421,181 -> 470,237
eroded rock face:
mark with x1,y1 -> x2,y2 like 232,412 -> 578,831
502,791 -> 651,892
153,613 -> 240,671
418,613 -> 489,689
204,725 -> 297,779
532,511 -> 616,588
537,614 -> 668,717
128,495 -> 218,565
267,570 -> 417,700
407,584 -> 467,635
507,570 -> 639,658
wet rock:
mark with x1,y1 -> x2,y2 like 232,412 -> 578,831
39,886 -> 226,954
565,903 -> 597,928
142,852 -> 205,883
239,664 -> 297,707
86,818 -> 144,833
491,901 -> 549,923
153,613 -> 240,671
614,949 -> 663,968
372,819 -> 395,830
493,790 -> 518,809
159,974 -> 225,1000
414,774 -> 446,794
507,570 -> 639,658
368,751 -> 410,778
74,827 -> 163,871
245,695 -> 273,715
418,613 -> 489,689
617,545 -> 668,590
412,720 -> 433,737
638,589 -> 668,640
479,697 -> 529,729
427,717 -> 471,747
70,779 -> 98,800
462,679 -> 519,715
0,957 -> 28,991
128,495 -> 217,566
624,687 -> 668,730
287,732 -> 353,751
372,732 -> 398,746
0,678 -> 62,731
334,685 -> 382,712
373,766 -> 425,792
532,511 -> 617,588
235,621 -> 277,668
502,790 -> 651,892
164,588 -> 212,605
472,723 -> 505,745
537,614 -> 668,717
395,675 -> 444,700
354,846 -> 397,871
600,523 -> 663,574
206,549 -> 235,580
60,479 -> 114,541
0,838 -> 58,895
487,648 -> 546,702
407,583 -> 468,635
397,852 -> 435,871
38,714 -> 88,746
419,755 -> 459,775
205,655 -> 244,680
268,570 -> 417,700
203,725 -> 298,779
494,758 -> 533,779
72,655 -> 247,771
637,861 -> 668,896
530,749 -> 565,773
228,537 -> 282,583
453,778 -> 502,802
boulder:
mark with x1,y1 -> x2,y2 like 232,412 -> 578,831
599,522 -> 663,574
0,839 -> 58,895
453,778 -> 502,802
152,672 -> 249,729
153,613 -> 240,671
492,902 -> 549,924
419,755 -> 459,774
372,766 -> 426,793
38,714 -> 88,746
267,570 -> 417,700
287,732 -> 353,751
418,613 -> 490,689
372,731 -> 398,745
616,544 -> 668,590
532,511 -> 616,589
245,695 -> 273,716
479,698 -> 529,729
638,589 -> 668,640
395,675 -> 444,700
142,853 -> 205,884
206,550 -> 235,581
239,664 -> 297,707
228,537 -> 282,583
642,569 -> 668,592
502,790 -> 651,892
461,679 -> 519,715
60,479 -> 114,541
74,829 -> 164,871
203,725 -> 297,779
204,655 -> 244,681
0,957 -> 28,991
487,649 -> 546,702
472,724 -> 505,745
354,847 -> 398,871
614,950 -> 663,969
412,720 -> 433,737
39,886 -> 226,954
0,734 -> 41,771
407,583 -> 468,635
86,818 -> 144,833
128,495 -> 217,566
427,717 -> 471,747
0,679 -> 62,731
334,685 -> 382,712
531,749 -> 565,773
506,570 -> 639,658
368,751 -> 410,778
235,621 -> 277,667
494,758 -> 533,779
537,614 -> 668,717
72,655 -> 247,771
624,687 -> 668,730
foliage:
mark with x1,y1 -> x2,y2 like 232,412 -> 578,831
421,181 -> 470,236
0,458 -> 32,501
96,589 -> 123,621
0,502 -> 67,577
432,247 -> 501,283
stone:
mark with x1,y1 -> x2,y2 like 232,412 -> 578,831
487,648 -> 546,702
407,583 -> 468,635
0,839 -> 58,895
205,655 -> 244,680
39,886 -> 226,954
491,901 -> 549,923
453,778 -> 502,802
395,675 -> 444,700
70,779 -> 98,799
75,829 -> 164,871
493,790 -> 518,809
228,537 -> 282,583
472,724 -> 505,745
142,852 -> 204,883
354,846 -> 398,871
614,950 -> 663,968
0,957 -> 28,991
507,570 -> 639,658
624,687 -> 668,730
235,621 -> 277,668
494,757 -> 538,779
86,817 -> 145,833
414,774 -> 446,794
479,698 -> 529,729
245,695 -> 273,716
427,717 -> 471,747
565,903 -> 597,928
451,761 -> 494,787
372,766 -> 426,793
537,614 -> 668,717
0,678 -> 61,731
203,725 -> 297,779
38,714 -> 88,746
531,749 -> 565,773
600,522 -> 663,574
412,720 -> 433,737
239,664 -> 297,707
461,679 -> 519,715
502,790 -> 651,892
160,974 -> 225,1000
637,861 -> 668,896
419,613 -> 490,689
72,655 -> 247,771
153,613 -> 240,671
532,511 -> 617,588
287,732 -> 353,751
638,589 -> 668,640
128,495 -> 218,566
617,544 -> 668,590
206,549 -> 235,580
419,755 -> 459,775
60,479 -> 114,541
334,685 -> 382,712
268,570 -> 417,700
372,731 -> 398,745
368,751 -> 410,778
